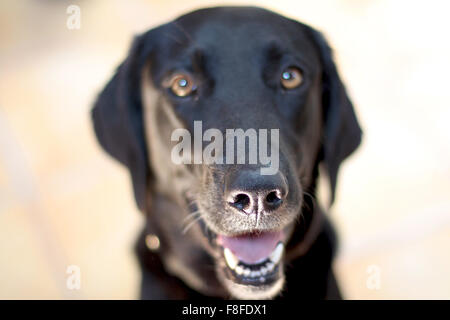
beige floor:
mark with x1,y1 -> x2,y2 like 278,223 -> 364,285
0,0 -> 449,299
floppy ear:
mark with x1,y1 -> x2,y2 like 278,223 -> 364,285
91,31 -> 156,211
307,28 -> 362,204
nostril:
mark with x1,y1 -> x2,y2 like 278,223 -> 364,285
229,193 -> 251,212
225,169 -> 288,214
265,190 -> 283,208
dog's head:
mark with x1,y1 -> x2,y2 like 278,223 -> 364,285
92,7 -> 361,299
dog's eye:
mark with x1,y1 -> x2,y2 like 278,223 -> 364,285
280,67 -> 303,89
167,73 -> 196,97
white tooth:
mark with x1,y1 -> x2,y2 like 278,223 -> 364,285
259,277 -> 265,283
235,265 -> 244,275
260,267 -> 268,275
267,262 -> 275,271
223,248 -> 238,270
243,268 -> 251,277
269,243 -> 284,264
250,271 -> 261,278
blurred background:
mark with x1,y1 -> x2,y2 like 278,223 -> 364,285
0,0 -> 449,299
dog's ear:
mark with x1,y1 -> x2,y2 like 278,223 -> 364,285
91,31 -> 157,211
307,28 -> 362,204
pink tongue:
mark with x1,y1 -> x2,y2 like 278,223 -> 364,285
218,231 -> 283,264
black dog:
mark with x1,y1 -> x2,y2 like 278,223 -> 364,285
92,6 -> 361,299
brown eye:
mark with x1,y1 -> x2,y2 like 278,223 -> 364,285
167,73 -> 196,97
280,67 -> 303,89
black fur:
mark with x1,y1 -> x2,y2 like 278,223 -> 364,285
92,6 -> 362,299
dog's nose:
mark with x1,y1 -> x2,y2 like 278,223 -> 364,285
225,169 -> 288,215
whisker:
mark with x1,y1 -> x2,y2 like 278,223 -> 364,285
182,210 -> 201,224
302,192 -> 316,211
182,214 -> 203,234
303,191 -> 315,201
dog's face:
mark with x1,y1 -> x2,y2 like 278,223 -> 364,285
92,7 -> 361,299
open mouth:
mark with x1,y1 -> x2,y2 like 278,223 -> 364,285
188,196 -> 291,298
215,230 -> 285,295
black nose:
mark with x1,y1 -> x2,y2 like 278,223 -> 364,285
225,169 -> 288,215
